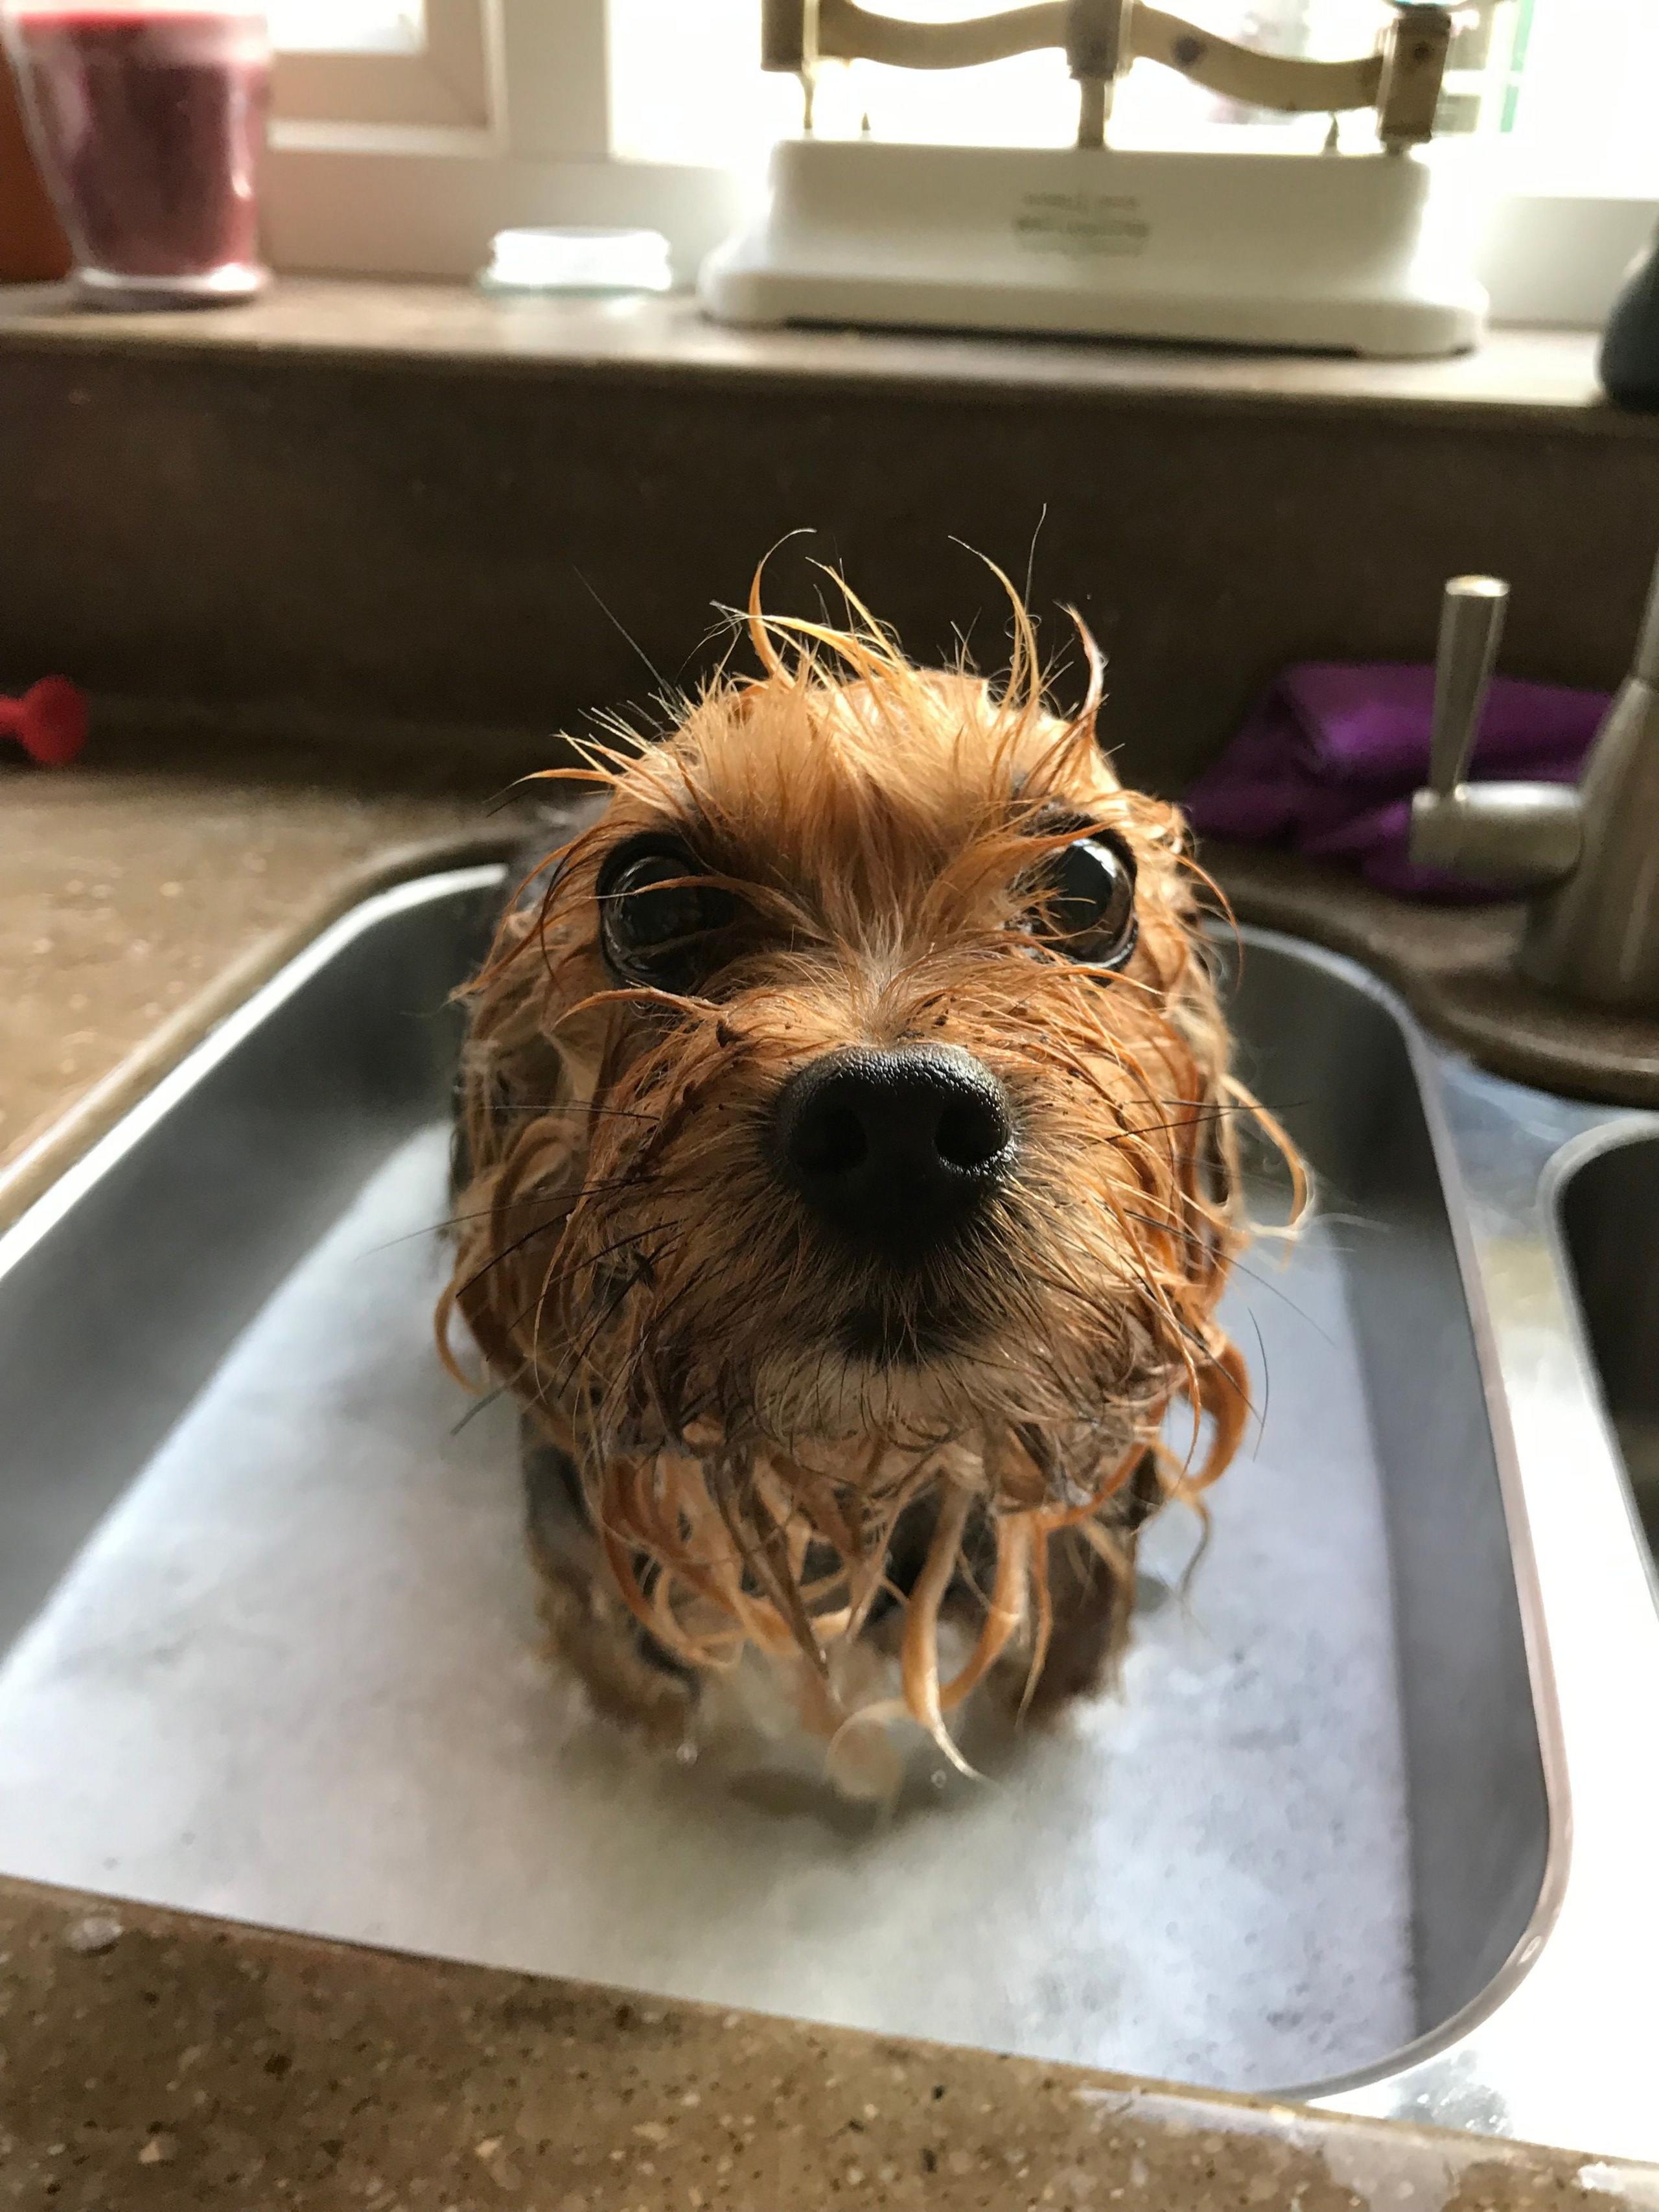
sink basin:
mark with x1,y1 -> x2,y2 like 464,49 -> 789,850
1,867 -> 1656,2161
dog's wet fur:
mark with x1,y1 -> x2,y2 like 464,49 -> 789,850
441,585 -> 1293,1786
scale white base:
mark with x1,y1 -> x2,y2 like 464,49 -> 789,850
699,138 -> 1487,358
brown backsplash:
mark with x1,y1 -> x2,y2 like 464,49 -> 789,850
4,300 -> 1658,795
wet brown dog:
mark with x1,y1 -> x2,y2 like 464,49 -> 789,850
441,581 -> 1295,1786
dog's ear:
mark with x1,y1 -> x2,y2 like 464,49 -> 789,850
446,790 -> 614,1347
459,802 -> 596,1147
447,795 -> 590,1199
1167,934 -> 1244,1295
1189,949 -> 1239,1222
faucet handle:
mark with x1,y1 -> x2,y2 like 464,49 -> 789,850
1410,572 -> 1583,888
1428,573 -> 1509,797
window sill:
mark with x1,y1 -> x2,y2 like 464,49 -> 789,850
0,274 -> 1643,432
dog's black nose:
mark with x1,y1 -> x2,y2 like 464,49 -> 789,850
774,1045 -> 1015,1262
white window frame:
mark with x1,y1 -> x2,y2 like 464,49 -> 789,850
262,0 -> 743,282
1480,191 -> 1656,327
261,0 -> 1656,327
272,0 -> 496,132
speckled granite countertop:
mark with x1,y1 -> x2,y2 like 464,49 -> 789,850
0,745 -> 505,1228
5,751 -> 1659,2207
1205,844 -> 1659,1107
10,1877 -> 1659,2212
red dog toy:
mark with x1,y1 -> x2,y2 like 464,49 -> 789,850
1,677 -> 89,767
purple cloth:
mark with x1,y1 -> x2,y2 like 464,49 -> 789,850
1184,663 -> 1609,902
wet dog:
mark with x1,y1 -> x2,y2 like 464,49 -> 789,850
441,581 -> 1296,1789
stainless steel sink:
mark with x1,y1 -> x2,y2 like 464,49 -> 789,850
1,866 -> 1657,2163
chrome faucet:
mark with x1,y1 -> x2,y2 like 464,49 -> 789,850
1410,539 -> 1659,1011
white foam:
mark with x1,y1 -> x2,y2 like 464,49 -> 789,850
0,1123 -> 1412,2093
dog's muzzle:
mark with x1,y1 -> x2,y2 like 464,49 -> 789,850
771,1043 -> 1015,1267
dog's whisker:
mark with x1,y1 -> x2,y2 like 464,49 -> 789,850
371,1174 -> 666,1253
448,1379 -> 515,1436
481,1102 -> 666,1123
453,1215 -> 565,1303
1119,1206 -> 1336,1349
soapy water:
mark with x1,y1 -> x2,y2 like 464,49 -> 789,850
0,1123 -> 1412,2093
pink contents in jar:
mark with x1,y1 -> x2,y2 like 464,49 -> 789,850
5,2 -> 270,301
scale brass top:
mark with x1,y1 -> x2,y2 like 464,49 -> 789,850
760,0 -> 1453,152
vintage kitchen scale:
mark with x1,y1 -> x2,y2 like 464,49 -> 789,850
698,0 -> 1487,356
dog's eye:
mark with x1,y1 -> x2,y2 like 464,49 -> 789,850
1032,835 -> 1139,970
597,841 -> 737,994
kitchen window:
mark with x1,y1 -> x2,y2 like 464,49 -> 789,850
262,0 -> 1658,327
261,0 -> 743,279
268,0 -> 496,132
